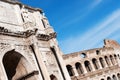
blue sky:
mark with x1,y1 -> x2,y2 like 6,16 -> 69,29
20,0 -> 120,54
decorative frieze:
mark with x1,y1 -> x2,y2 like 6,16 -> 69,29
0,26 -> 38,38
0,26 -> 57,41
36,32 -> 57,41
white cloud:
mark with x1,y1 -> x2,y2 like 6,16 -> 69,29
59,9 -> 120,54
59,0 -> 103,28
89,0 -> 102,9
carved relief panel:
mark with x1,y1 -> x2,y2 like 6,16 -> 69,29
21,8 -> 36,29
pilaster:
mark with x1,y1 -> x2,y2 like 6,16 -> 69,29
73,66 -> 79,76
51,42 -> 71,80
103,58 -> 108,67
31,36 -> 50,80
97,60 -> 102,69
90,60 -> 95,71
81,63 -> 87,74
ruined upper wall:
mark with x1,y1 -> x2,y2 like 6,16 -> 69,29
62,39 -> 120,63
104,39 -> 120,49
63,47 -> 114,61
63,39 -> 120,60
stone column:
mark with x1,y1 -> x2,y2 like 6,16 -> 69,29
30,36 -> 50,80
108,57 -> 113,66
116,75 -> 119,80
48,38 -> 71,80
114,56 -> 118,65
81,63 -> 87,74
117,55 -> 120,66
73,66 -> 79,76
90,60 -> 95,71
113,56 -> 117,65
103,58 -> 108,67
97,60 -> 102,69
32,43 -> 50,80
52,44 -> 71,80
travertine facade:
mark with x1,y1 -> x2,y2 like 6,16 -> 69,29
0,0 -> 119,80
64,39 -> 120,80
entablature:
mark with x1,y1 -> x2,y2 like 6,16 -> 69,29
0,26 -> 37,38
36,32 -> 57,41
0,26 -> 57,41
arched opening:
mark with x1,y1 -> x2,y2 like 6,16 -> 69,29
114,54 -> 117,64
50,74 -> 57,80
84,61 -> 92,72
118,54 -> 120,59
96,50 -> 100,55
112,75 -> 117,80
110,55 -> 115,65
117,73 -> 120,80
66,65 -> 74,76
92,58 -> 99,70
107,77 -> 111,80
99,57 -> 105,68
2,50 -> 30,80
101,79 -> 104,80
80,53 -> 87,58
75,62 -> 84,74
105,56 -> 111,66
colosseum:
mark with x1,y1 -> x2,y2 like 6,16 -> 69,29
0,0 -> 119,80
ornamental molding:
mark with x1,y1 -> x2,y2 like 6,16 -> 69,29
0,26 -> 38,38
36,32 -> 57,41
0,26 -> 57,41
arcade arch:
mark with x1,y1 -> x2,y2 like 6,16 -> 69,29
2,49 -> 35,80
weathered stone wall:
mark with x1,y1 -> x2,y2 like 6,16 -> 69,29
0,0 -> 71,80
0,35 -> 43,80
63,39 -> 120,80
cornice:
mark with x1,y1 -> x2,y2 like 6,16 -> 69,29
0,26 -> 38,38
36,32 -> 57,41
0,26 -> 57,41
